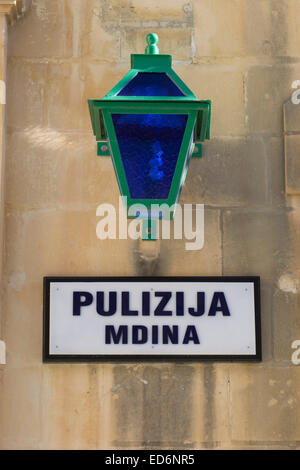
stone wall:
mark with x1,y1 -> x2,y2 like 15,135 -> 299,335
0,0 -> 300,449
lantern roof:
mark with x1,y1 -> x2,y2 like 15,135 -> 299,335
89,34 -> 211,142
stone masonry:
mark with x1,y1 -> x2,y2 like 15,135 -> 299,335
0,0 -> 300,449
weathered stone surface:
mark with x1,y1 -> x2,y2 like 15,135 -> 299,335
153,208 -> 221,277
193,364 -> 231,448
284,99 -> 300,133
45,62 -> 128,132
223,209 -> 290,282
245,65 -> 300,134
181,137 -> 267,206
273,287 -> 300,363
268,137 -> 286,206
112,364 -> 196,448
2,282 -> 42,367
177,65 -> 246,136
193,0 -> 246,58
0,366 -> 42,449
6,61 -> 47,130
285,0 -> 300,58
8,0 -> 73,58
5,208 -> 136,284
39,364 -> 114,449
5,131 -> 118,208
2,0 -> 300,452
230,365 -> 300,443
284,135 -> 300,194
273,205 -> 300,362
194,0 -> 300,59
121,28 -> 193,62
101,0 -> 193,30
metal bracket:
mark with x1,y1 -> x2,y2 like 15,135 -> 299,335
192,143 -> 202,158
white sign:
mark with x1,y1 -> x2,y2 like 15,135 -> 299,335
43,277 -> 261,361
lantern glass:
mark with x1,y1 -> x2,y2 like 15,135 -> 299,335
117,72 -> 185,97
111,113 -> 188,199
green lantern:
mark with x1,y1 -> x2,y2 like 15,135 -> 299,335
88,33 -> 211,240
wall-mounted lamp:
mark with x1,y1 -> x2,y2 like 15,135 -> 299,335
88,33 -> 211,240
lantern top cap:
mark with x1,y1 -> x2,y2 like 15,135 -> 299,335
145,33 -> 159,55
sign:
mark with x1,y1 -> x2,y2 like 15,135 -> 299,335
43,276 -> 261,362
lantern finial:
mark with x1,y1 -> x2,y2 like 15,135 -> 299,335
145,33 -> 159,55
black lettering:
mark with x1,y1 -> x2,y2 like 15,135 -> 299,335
105,325 -> 128,344
163,325 -> 178,344
132,325 -> 148,344
152,325 -> 158,344
176,292 -> 184,316
142,291 -> 150,316
183,325 -> 200,344
188,292 -> 205,316
96,291 -> 117,316
154,292 -> 172,316
122,291 -> 138,316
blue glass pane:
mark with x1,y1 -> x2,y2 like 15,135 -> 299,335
117,72 -> 185,97
112,113 -> 188,199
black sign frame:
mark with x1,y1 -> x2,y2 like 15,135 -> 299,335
43,276 -> 261,363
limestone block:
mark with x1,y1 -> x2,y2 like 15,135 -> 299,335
5,131 -> 119,208
101,0 -> 192,30
193,0 -> 298,59
8,0 -> 73,58
193,0 -> 246,58
65,0 -> 120,61
2,282 -> 42,367
193,364 -> 231,447
284,100 -> 300,194
268,137 -> 285,206
155,208 -> 221,277
45,62 -> 128,132
181,137 -> 267,207
112,364 -> 197,448
223,209 -> 290,282
176,65 -> 246,136
245,65 -> 300,134
284,135 -> 300,194
230,365 -> 300,442
40,364 -> 114,449
285,0 -> 300,58
5,209 -> 137,284
121,28 -> 193,62
7,61 -> 47,130
0,365 -> 42,449
273,286 -> 300,363
272,205 -> 300,362
284,98 -> 300,133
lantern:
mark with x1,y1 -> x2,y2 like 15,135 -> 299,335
88,33 -> 211,240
